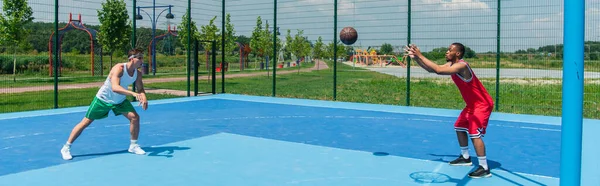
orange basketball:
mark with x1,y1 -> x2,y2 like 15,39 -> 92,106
340,27 -> 358,45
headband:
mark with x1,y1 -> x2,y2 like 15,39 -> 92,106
128,54 -> 143,60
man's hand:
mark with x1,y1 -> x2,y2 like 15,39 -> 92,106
403,45 -> 414,58
133,93 -> 148,110
407,44 -> 423,58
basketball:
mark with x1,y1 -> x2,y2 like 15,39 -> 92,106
340,27 -> 358,45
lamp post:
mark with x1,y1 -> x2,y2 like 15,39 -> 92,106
135,2 -> 174,76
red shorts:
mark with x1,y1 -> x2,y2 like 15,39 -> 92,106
454,106 -> 493,138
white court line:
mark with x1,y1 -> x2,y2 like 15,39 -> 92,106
3,94 -> 596,130
0,97 -> 212,120
193,115 -> 562,132
223,133 -> 559,181
490,124 -> 561,132
210,94 -> 600,127
519,126 -> 561,132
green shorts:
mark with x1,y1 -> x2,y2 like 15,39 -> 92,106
85,97 -> 136,120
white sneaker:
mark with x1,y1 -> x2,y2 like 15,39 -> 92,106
128,144 -> 146,155
61,146 -> 73,160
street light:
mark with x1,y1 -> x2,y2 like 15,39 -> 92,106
135,3 -> 174,76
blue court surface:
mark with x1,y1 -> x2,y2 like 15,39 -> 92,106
1,94 -> 599,185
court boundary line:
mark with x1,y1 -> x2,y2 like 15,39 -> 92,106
209,94 -> 600,126
1,94 -> 598,127
220,132 -> 560,180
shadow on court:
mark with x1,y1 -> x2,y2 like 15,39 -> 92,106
145,146 -> 191,158
427,154 -> 549,186
72,146 -> 191,159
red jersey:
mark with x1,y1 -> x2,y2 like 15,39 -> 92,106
450,60 -> 494,108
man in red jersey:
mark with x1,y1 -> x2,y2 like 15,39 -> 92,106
406,43 -> 494,178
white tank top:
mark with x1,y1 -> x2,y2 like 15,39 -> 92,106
96,63 -> 137,104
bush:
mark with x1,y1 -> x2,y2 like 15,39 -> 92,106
0,53 -> 249,75
0,55 -> 49,74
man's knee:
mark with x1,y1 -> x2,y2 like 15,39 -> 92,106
125,112 -> 140,122
77,118 -> 94,127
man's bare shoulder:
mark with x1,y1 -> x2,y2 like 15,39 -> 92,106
109,64 -> 125,78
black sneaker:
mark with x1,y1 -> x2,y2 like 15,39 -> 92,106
449,155 -> 472,166
468,165 -> 491,178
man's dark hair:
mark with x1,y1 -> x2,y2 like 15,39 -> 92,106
128,48 -> 143,57
451,43 -> 465,59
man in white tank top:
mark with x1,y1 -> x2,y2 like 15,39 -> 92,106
60,49 -> 149,160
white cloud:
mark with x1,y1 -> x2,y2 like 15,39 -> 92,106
299,0 -> 356,16
421,0 -> 490,11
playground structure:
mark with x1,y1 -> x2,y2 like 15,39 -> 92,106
147,25 -> 178,74
48,13 -> 102,76
236,42 -> 251,71
351,49 -> 406,68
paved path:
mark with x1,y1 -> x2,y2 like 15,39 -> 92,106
343,62 -> 600,79
0,60 -> 329,95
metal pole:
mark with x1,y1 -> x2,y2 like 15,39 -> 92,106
54,0 -> 59,109
406,0 -> 411,106
194,40 -> 199,96
333,0 -> 337,101
560,0 -> 584,185
152,0 -> 156,75
221,0 -> 226,93
131,1 -> 137,97
132,0 -> 136,49
212,41 -> 217,94
272,0 -> 277,97
495,0 -> 500,111
186,0 -> 191,97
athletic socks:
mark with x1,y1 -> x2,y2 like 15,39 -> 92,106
460,146 -> 470,159
478,156 -> 488,170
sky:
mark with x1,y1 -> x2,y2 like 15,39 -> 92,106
4,0 -> 600,53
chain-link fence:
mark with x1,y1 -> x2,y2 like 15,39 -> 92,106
0,0 -> 597,119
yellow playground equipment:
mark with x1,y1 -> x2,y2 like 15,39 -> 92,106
352,49 -> 406,67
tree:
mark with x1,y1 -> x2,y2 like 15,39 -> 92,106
97,0 -> 131,68
261,21 -> 274,60
236,35 -> 250,45
284,29 -> 293,60
0,0 -> 34,81
250,16 -> 263,58
380,43 -> 393,55
313,36 -> 325,60
289,30 -> 310,61
464,46 -> 476,58
423,47 -> 447,60
301,36 -> 311,61
225,13 -> 236,55
178,9 -> 199,51
326,41 -> 347,60
199,16 -> 220,56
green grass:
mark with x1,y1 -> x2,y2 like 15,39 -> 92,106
1,60 -> 598,119
0,60 -> 315,88
145,61 -> 600,119
0,88 -> 180,113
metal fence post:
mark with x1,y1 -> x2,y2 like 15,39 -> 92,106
54,0 -> 59,109
495,0 -> 501,111
272,0 -> 277,97
186,0 -> 192,97
406,0 -> 411,106
333,0 -> 338,101
221,0 -> 226,93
